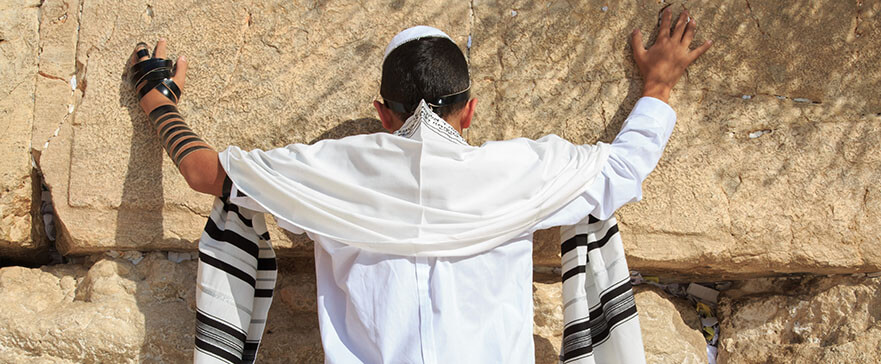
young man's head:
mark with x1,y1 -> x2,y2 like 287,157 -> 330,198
373,26 -> 477,134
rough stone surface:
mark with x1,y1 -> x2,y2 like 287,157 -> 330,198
533,278 -> 708,364
635,287 -> 708,364
1,260 -> 712,363
38,0 -> 470,255
718,276 -> 881,364
470,0 -> 881,276
19,0 -> 879,276
0,254 -> 322,363
0,0 -> 43,261
32,0 -> 81,158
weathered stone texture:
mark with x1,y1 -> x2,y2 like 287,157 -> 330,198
718,276 -> 881,364
19,0 -> 880,276
0,0 -> 42,260
32,0 -> 81,157
533,279 -> 707,364
470,0 -> 881,276
1,260 -> 711,363
0,254 -> 323,363
39,0 -> 470,255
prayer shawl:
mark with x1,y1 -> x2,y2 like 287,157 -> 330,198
193,102 -> 644,363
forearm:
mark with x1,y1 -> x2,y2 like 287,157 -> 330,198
609,97 -> 676,181
141,99 -> 226,196
588,97 -> 676,218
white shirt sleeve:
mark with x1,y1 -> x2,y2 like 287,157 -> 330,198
587,96 -> 677,220
531,96 -> 676,231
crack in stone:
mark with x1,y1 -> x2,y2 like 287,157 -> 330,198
73,0 -> 84,95
854,0 -> 864,38
744,0 -> 768,37
467,0 -> 474,60
37,71 -> 66,82
215,15 -> 250,102
35,0 -> 82,156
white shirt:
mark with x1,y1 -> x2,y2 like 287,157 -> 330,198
237,97 -> 676,363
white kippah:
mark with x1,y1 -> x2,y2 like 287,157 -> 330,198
382,25 -> 452,65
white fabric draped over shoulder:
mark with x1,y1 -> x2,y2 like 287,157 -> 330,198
218,101 -> 610,257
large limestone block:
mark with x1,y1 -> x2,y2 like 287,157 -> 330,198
41,0 -> 471,254
622,93 -> 881,276
636,287 -> 708,364
718,276 -> 881,364
533,278 -> 707,364
0,0 -> 42,260
0,254 -> 322,363
472,0 -> 881,276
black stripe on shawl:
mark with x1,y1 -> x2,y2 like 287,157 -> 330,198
242,342 -> 261,364
560,224 -> 619,256
222,201 -> 254,228
195,310 -> 247,363
561,279 -> 638,362
591,303 -> 638,346
196,322 -> 244,358
244,342 -> 260,351
196,310 -> 248,343
257,258 -> 277,270
254,289 -> 274,297
561,341 -> 593,363
199,251 -> 257,287
587,282 -> 638,344
561,265 -> 586,282
563,280 -> 633,337
204,217 -> 260,259
195,337 -> 241,364
221,176 -> 233,200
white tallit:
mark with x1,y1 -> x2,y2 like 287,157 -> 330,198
218,101 -> 610,257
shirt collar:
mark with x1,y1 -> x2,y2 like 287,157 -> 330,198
394,100 -> 469,146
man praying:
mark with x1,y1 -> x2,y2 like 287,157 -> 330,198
126,8 -> 710,364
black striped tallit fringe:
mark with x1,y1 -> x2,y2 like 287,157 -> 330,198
196,180 -> 277,364
559,216 -> 639,363
196,310 -> 247,361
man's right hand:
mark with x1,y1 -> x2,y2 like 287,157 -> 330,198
631,8 -> 712,103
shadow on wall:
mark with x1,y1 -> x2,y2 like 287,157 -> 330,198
308,117 -> 385,144
104,0 -> 881,361
116,60 -> 166,250
117,55 -> 175,362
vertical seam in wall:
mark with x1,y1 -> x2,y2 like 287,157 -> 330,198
467,0 -> 474,62
30,0 -> 45,169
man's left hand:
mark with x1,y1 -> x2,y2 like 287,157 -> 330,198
126,39 -> 189,114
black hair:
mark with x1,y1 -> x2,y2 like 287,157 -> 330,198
380,37 -> 470,120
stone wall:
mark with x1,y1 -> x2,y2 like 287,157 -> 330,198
2,0 -> 881,363
7,0 -> 875,276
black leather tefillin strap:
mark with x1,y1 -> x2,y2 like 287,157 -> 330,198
147,104 -> 211,166
383,86 -> 471,115
130,42 -> 209,166
129,54 -> 182,104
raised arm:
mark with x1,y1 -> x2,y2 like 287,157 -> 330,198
589,8 -> 712,219
126,39 -> 227,196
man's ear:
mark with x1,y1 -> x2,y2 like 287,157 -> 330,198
460,98 -> 478,130
374,100 -> 396,132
